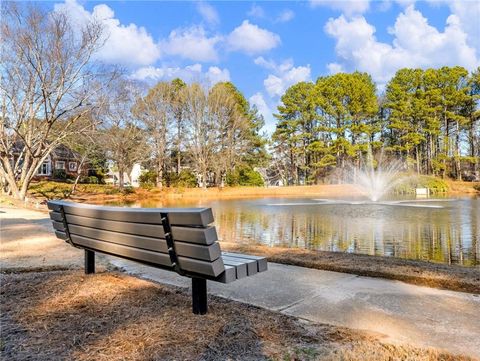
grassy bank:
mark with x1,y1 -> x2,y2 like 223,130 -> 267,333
222,243 -> 480,294
1,270 -> 474,361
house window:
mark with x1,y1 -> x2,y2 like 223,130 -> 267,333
69,162 -> 77,172
37,160 -> 51,176
55,161 -> 65,170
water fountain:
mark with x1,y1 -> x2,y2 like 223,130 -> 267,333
267,147 -> 455,209
348,147 -> 404,202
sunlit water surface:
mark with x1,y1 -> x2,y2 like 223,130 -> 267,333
109,196 -> 479,267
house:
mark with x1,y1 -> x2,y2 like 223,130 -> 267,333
34,144 -> 87,180
105,162 -> 142,187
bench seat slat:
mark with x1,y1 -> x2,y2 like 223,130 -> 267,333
48,201 -> 214,226
222,252 -> 268,272
70,234 -> 225,277
67,225 -> 221,261
214,265 -> 236,284
222,255 -> 258,276
220,259 -> 247,279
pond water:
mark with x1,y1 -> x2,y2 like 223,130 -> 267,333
110,196 -> 480,267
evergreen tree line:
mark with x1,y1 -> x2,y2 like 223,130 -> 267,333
271,66 -> 480,185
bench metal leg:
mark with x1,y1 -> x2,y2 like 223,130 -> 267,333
85,250 -> 95,274
192,278 -> 207,315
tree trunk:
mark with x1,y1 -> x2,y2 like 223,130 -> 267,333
442,111 -> 449,179
415,146 -> 420,174
177,121 -> 182,175
202,169 -> 207,189
71,157 -> 87,195
118,167 -> 125,189
157,157 -> 163,188
455,120 -> 461,180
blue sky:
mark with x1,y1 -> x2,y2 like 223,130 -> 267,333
48,0 -> 480,132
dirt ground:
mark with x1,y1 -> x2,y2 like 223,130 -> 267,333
221,243 -> 480,294
1,270 -> 476,361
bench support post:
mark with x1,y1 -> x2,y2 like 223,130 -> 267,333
85,250 -> 95,274
192,278 -> 207,315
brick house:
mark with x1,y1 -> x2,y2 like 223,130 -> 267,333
34,144 -> 88,180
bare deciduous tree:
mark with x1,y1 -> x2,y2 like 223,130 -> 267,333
99,79 -> 148,188
62,117 -> 103,195
133,82 -> 174,188
183,83 -> 215,188
0,3 -> 115,199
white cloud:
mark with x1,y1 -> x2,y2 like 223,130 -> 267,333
161,26 -> 221,62
247,5 -> 265,18
324,5 -> 479,85
253,56 -> 277,71
249,92 -> 276,133
131,64 -> 230,85
327,62 -> 345,74
205,66 -> 231,84
442,0 -> 480,55
310,0 -> 370,16
226,20 -> 281,55
196,2 -> 219,25
54,0 -> 160,67
249,92 -> 270,119
255,57 -> 311,97
275,9 -> 295,23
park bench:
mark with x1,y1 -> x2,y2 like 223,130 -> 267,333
47,200 -> 267,315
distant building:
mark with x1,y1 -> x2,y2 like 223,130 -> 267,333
34,144 -> 87,179
105,162 -> 143,187
6,142 -> 87,181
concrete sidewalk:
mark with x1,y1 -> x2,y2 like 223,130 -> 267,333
2,206 -> 479,358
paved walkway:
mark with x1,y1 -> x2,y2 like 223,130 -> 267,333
1,206 -> 479,358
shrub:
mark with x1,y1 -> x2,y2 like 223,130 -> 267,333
139,170 -> 157,188
167,170 -> 197,188
80,175 -> 100,184
226,166 -> 264,187
52,169 -> 67,180
122,186 -> 135,195
473,184 -> 480,192
394,175 -> 449,195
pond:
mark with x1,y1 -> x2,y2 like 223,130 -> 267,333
110,196 -> 479,267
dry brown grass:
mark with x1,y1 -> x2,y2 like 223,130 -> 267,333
446,180 -> 480,194
222,243 -> 480,294
161,184 -> 364,199
1,270 -> 475,361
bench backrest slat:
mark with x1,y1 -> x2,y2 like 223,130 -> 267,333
48,202 -> 214,226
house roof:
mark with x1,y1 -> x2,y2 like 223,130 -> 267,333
51,144 -> 80,160
10,141 -> 80,160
